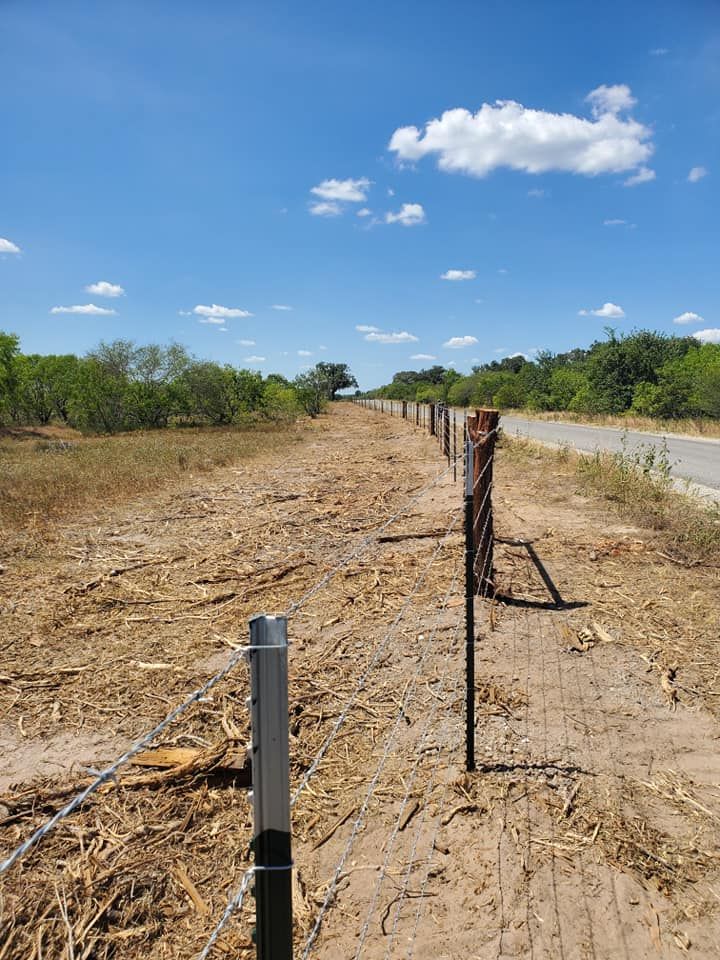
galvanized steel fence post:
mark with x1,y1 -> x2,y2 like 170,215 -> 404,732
249,615 -> 293,960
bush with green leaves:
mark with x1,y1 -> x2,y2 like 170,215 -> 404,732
0,333 -> 357,433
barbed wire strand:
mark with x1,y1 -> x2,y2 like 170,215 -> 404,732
198,512 -> 459,960
196,866 -> 255,960
299,551 -> 464,959
291,507 -> 462,808
0,643 -> 252,876
354,604 -> 463,959
286,459 -> 458,617
1,458 -> 460,875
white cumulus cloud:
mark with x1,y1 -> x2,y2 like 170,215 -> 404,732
585,84 -> 637,117
441,269 -> 476,281
624,167 -> 655,187
388,85 -> 653,180
311,177 -> 371,203
50,303 -> 116,316
444,335 -> 479,349
579,302 -> 625,319
309,201 -> 342,217
385,203 -> 426,226
0,237 -> 22,254
356,324 -> 380,333
673,311 -> 704,325
688,166 -> 708,183
194,304 -> 253,320
356,208 -> 372,217
411,353 -> 437,360
695,329 -> 720,344
365,330 -> 419,343
85,280 -> 124,298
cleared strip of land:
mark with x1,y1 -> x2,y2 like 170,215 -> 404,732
1,404 -> 719,958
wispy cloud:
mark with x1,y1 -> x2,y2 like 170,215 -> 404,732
85,280 -> 124,298
389,85 -> 653,180
356,208 -> 372,218
0,237 -> 22,254
244,355 -> 266,363
579,301 -> 625,318
527,188 -> 545,198
441,269 -> 476,281
603,218 -> 627,226
356,324 -> 380,333
298,349 -> 313,356
50,303 -> 116,315
624,167 -> 655,187
385,203 -> 426,226
271,304 -> 293,311
365,330 -> 419,343
688,166 -> 708,183
411,353 -> 437,360
673,311 -> 704,325
650,47 -> 669,56
237,338 -> 256,346
443,335 -> 479,348
309,201 -> 342,217
311,177 -> 371,203
194,304 -> 253,320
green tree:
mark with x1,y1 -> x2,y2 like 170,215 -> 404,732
293,367 -> 329,417
0,332 -> 21,423
314,362 -> 358,399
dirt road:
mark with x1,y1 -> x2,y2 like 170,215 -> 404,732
1,404 -> 719,958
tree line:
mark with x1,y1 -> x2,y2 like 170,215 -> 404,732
370,329 -> 720,419
0,332 -> 357,432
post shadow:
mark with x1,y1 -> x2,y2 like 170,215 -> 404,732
493,537 -> 589,611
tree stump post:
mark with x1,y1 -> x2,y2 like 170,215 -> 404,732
466,408 -> 500,597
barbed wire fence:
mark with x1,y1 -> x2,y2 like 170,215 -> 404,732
0,397 -> 501,960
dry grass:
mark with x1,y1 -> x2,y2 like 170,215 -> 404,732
500,435 -> 720,562
0,405 -> 461,958
503,408 -> 720,439
0,422 -> 307,539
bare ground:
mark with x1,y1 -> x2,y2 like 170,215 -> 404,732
1,404 -> 719,958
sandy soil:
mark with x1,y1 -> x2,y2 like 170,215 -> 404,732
1,403 -> 719,958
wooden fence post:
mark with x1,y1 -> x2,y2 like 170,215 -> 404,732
466,408 -> 499,597
429,403 -> 436,436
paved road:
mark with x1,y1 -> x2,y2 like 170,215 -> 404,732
501,416 -> 720,492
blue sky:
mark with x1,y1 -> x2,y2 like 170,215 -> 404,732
1,0 -> 718,389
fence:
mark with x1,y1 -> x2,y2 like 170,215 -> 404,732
0,399 -> 500,958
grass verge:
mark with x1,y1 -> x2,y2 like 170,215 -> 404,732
0,421 -> 306,538
501,434 -> 720,562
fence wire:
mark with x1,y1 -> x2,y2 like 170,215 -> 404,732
291,507 -> 461,808
300,557 -> 464,958
1,446 -> 457,876
354,608 -> 463,958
